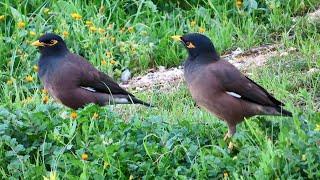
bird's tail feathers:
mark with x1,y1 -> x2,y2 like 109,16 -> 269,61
261,106 -> 292,117
128,96 -> 154,107
275,106 -> 293,117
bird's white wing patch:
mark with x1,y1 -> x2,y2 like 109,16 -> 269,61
80,86 -> 96,92
114,98 -> 129,104
226,91 -> 241,98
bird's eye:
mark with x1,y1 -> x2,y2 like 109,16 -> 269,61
47,40 -> 58,46
186,41 -> 196,48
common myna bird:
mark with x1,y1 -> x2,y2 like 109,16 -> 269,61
172,33 -> 292,139
31,33 -> 152,109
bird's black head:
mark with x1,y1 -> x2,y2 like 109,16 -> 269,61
172,33 -> 219,60
32,33 -> 68,56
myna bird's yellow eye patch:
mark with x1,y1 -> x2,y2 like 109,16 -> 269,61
186,42 -> 195,48
48,40 -> 58,46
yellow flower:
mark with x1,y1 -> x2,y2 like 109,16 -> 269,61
98,28 -> 105,34
42,88 -> 48,94
63,31 -> 69,37
190,20 -> 196,27
29,31 -> 36,36
129,175 -> 134,180
33,65 -> 39,72
43,171 -> 57,180
70,112 -> 77,119
223,172 -> 228,179
101,59 -> 107,65
42,95 -> 49,104
81,153 -> 88,160
85,21 -> 93,26
110,59 -> 116,65
0,15 -> 5,21
301,154 -> 306,161
315,124 -> 320,131
236,0 -> 243,9
43,8 -> 50,14
71,13 -> 82,20
89,26 -> 97,32
198,27 -> 205,33
6,80 -> 13,85
92,112 -> 99,119
110,36 -> 116,43
106,51 -> 112,58
128,26 -> 134,33
17,21 -> 26,29
25,75 -> 34,82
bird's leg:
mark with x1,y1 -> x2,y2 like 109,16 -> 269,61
224,124 -> 236,141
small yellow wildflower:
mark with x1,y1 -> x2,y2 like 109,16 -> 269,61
43,8 -> 50,14
89,26 -> 97,32
81,153 -> 88,160
110,36 -> 116,43
42,88 -> 48,94
25,75 -> 34,82
17,21 -> 26,29
101,59 -> 107,65
0,15 -> 5,21
128,26 -> 134,33
92,112 -> 99,119
190,20 -> 196,27
85,20 -> 93,26
98,28 -> 105,34
106,51 -> 112,58
42,95 -> 49,104
110,59 -> 116,65
43,171 -> 57,180
71,13 -> 82,20
223,172 -> 229,179
70,111 -> 78,119
62,31 -> 69,37
6,80 -> 13,85
315,124 -> 320,131
301,154 -> 306,161
198,27 -> 205,33
236,0 -> 243,9
29,31 -> 36,36
129,175 -> 134,180
33,65 -> 39,72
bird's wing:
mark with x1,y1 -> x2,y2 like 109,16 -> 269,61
210,60 -> 284,107
68,54 -> 134,96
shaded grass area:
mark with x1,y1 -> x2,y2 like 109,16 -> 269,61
0,0 -> 320,179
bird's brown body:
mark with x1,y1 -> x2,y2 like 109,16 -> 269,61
176,33 -> 292,138
33,33 -> 151,110
185,58 -> 285,136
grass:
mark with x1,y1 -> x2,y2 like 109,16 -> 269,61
0,0 -> 320,179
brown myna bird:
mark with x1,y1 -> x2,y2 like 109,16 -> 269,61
31,33 -> 152,109
172,33 -> 292,139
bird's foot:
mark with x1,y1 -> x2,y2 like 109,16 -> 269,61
223,132 -> 232,141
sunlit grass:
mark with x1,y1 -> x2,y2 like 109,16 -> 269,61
0,0 -> 319,179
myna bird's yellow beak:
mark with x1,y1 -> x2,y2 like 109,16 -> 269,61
31,40 -> 45,47
171,35 -> 182,41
